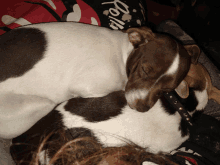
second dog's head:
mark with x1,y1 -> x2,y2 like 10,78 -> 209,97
124,27 -> 200,112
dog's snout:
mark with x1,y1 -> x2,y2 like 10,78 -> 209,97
125,88 -> 149,108
127,100 -> 151,112
136,103 -> 151,112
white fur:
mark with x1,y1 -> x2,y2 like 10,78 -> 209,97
39,150 -> 50,165
125,89 -> 149,106
19,87 -> 209,164
195,90 -> 208,110
166,52 -> 179,75
0,22 -> 193,139
0,22 -> 134,138
153,52 -> 179,87
57,100 -> 188,153
56,84 -> 209,154
0,22 -> 132,102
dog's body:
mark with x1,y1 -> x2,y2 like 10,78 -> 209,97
10,63 -> 210,164
11,62 -> 220,164
0,23 -> 130,100
0,22 -> 200,138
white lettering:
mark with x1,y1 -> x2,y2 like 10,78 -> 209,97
109,8 -> 120,16
109,16 -> 125,25
102,0 -> 129,14
102,0 -> 130,30
110,20 -> 124,29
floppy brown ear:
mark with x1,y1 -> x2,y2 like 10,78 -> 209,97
124,26 -> 155,47
184,45 -> 200,64
175,80 -> 189,99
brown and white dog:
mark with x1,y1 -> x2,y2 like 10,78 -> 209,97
0,22 -> 200,138
10,62 -> 220,165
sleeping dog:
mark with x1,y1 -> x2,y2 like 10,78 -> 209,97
10,63 -> 220,164
0,22 -> 200,138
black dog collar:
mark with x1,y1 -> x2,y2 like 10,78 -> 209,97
163,91 -> 193,127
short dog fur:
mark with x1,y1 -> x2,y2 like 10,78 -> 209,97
0,22 -> 200,138
10,62 -> 220,165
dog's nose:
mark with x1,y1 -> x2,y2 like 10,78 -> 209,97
136,105 -> 150,112
128,101 -> 151,112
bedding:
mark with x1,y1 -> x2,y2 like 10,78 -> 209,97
0,0 -> 146,35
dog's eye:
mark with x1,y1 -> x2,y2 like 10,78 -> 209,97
141,66 -> 153,77
141,66 -> 148,76
131,62 -> 139,74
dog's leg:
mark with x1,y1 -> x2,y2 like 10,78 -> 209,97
197,63 -> 220,104
209,86 -> 220,104
0,94 -> 56,139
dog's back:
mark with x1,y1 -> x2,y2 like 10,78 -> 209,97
10,85 -> 208,164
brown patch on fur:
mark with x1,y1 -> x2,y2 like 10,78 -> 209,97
0,28 -> 46,82
124,28 -> 201,112
185,62 -> 220,103
125,33 -> 186,112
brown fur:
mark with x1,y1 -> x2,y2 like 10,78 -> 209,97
181,62 -> 220,103
124,27 -> 200,111
25,131 -> 178,165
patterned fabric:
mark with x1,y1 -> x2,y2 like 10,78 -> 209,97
0,0 -> 146,35
62,0 -> 147,29
169,114 -> 220,165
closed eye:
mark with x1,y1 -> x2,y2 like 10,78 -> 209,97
128,59 -> 140,76
141,66 -> 148,76
141,65 -> 153,77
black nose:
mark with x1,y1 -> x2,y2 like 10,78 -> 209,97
137,106 -> 150,112
127,98 -> 154,112
135,102 -> 151,112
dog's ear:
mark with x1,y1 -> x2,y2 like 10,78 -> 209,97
123,26 -> 155,47
184,45 -> 200,64
175,80 -> 189,99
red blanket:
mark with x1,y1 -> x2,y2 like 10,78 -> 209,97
0,0 -> 146,35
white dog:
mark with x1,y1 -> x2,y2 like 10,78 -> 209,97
0,22 -> 200,138
11,62 -> 220,165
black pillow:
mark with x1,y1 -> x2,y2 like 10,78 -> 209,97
61,0 -> 147,30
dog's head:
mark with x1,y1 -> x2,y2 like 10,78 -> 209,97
124,27 -> 200,112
